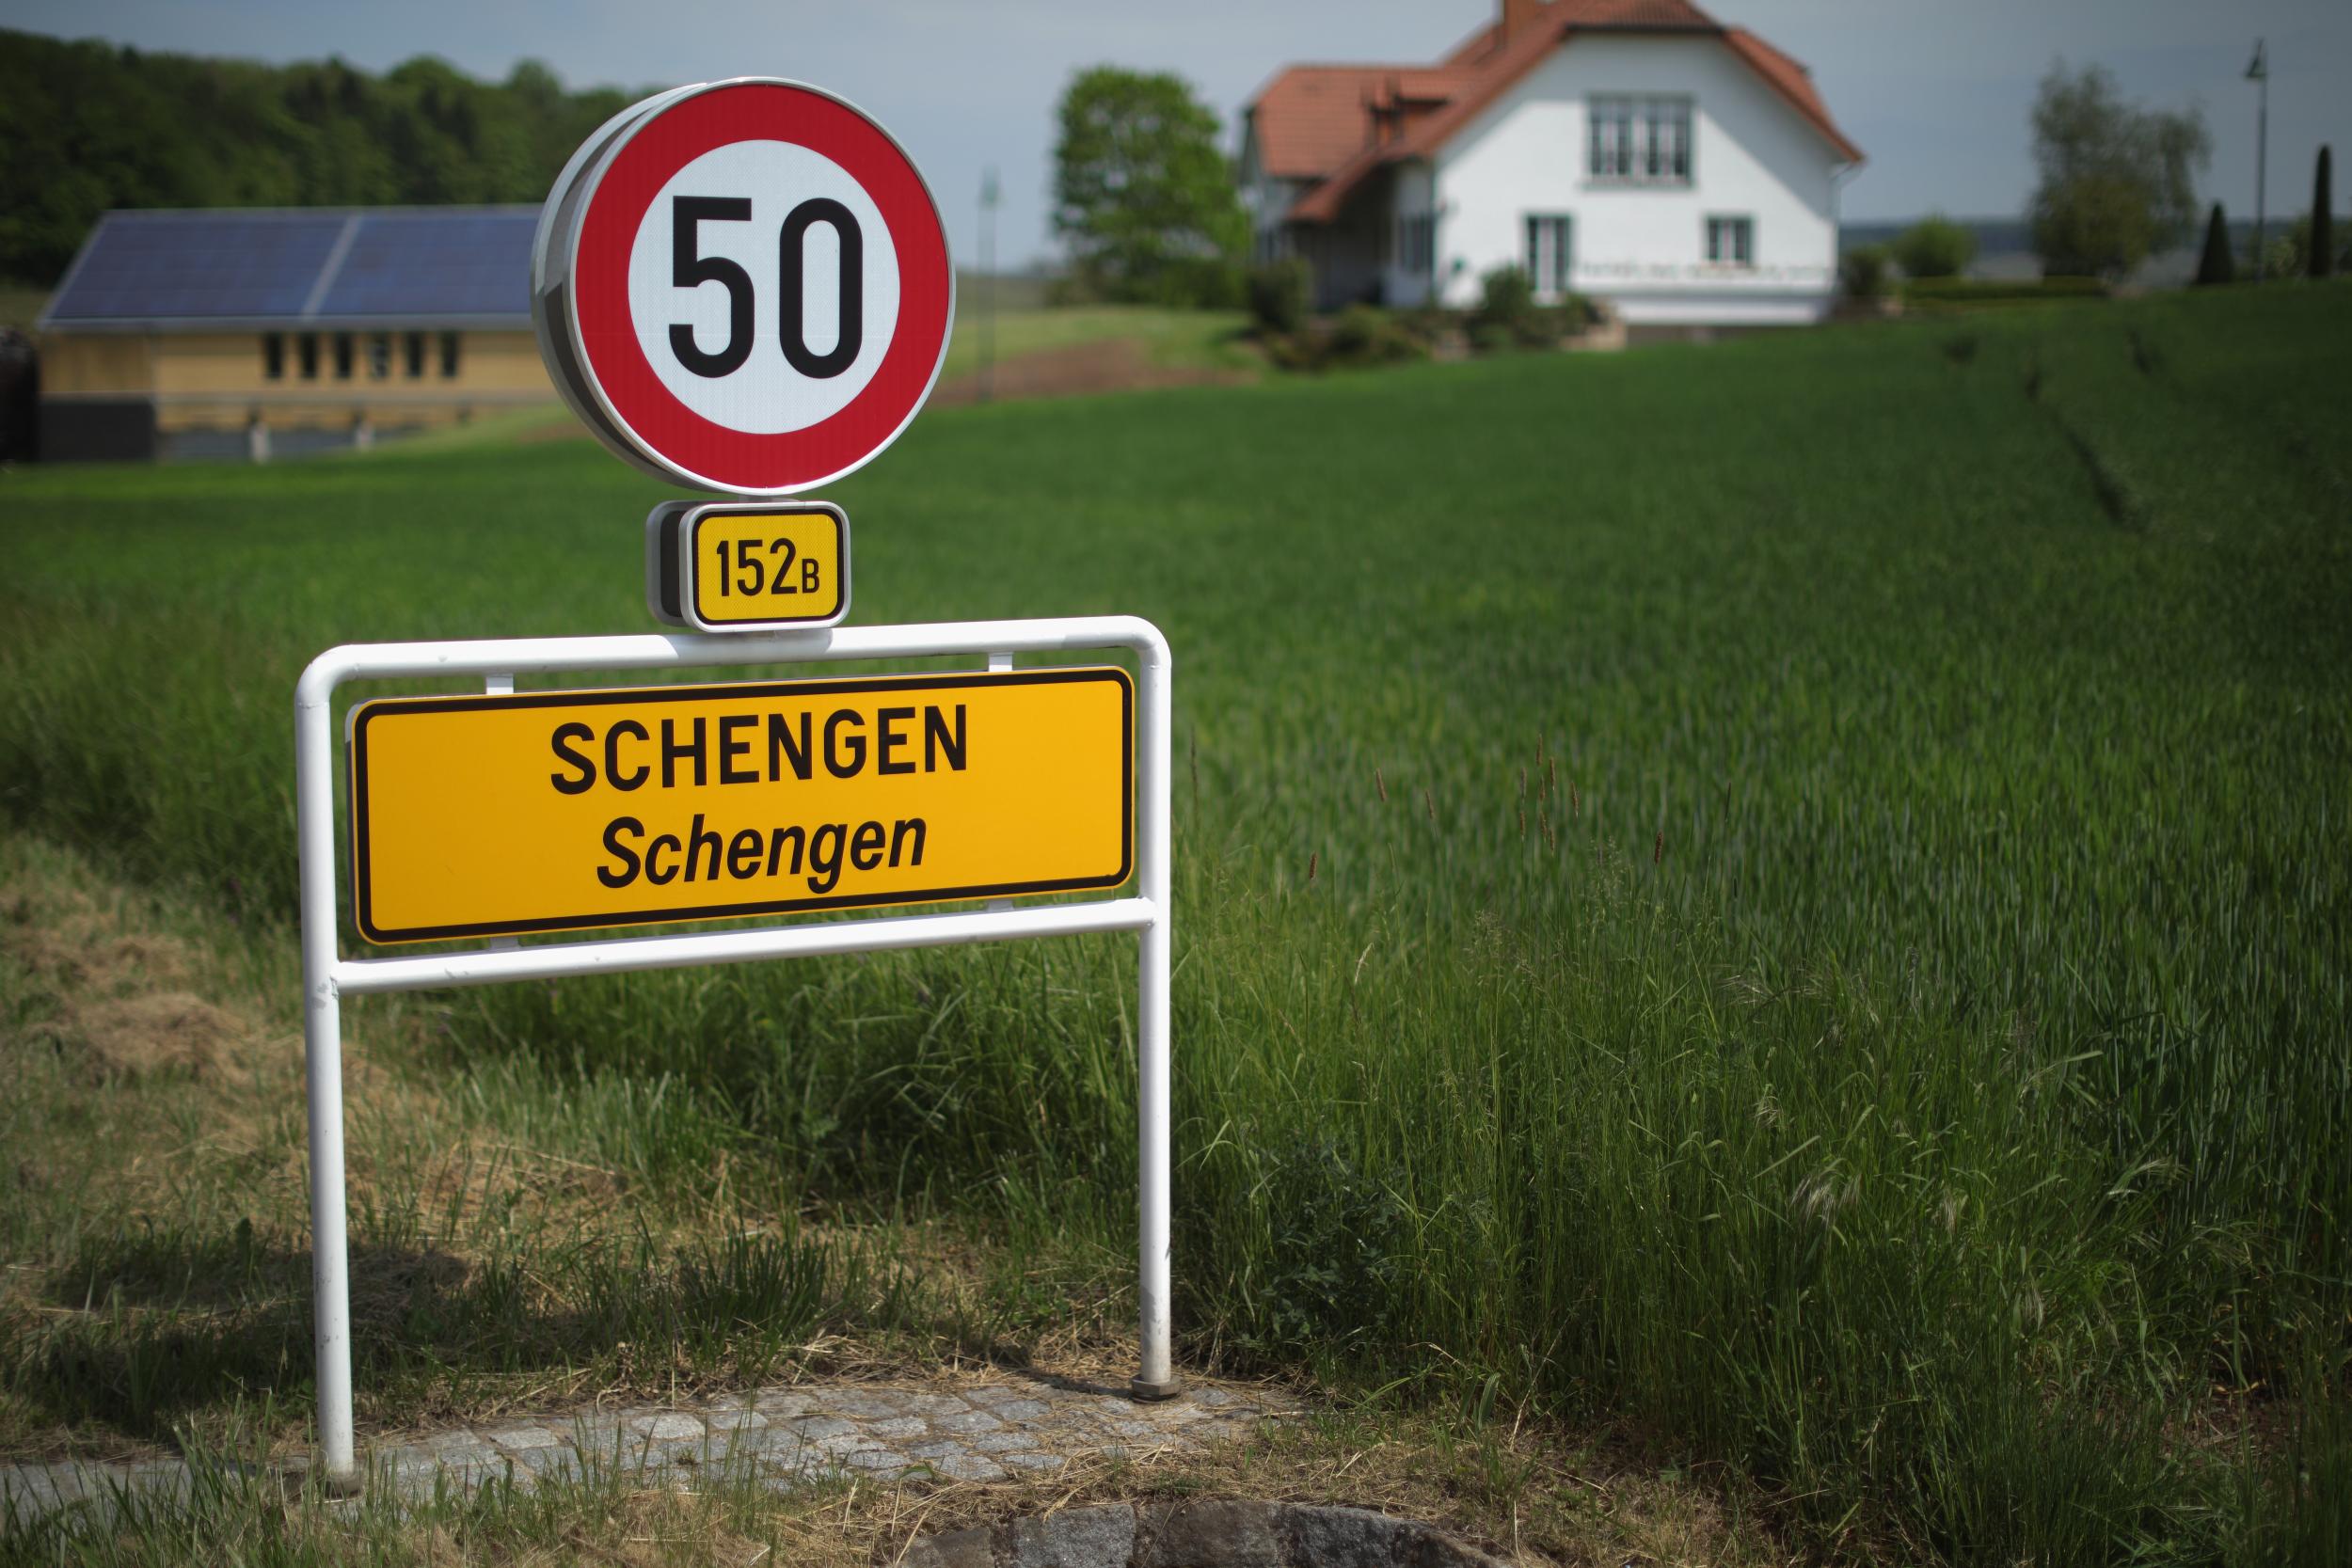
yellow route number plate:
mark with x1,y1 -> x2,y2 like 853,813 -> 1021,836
685,502 -> 847,630
349,668 -> 1132,944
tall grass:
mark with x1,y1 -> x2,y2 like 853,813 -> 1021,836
3,284 -> 2347,1560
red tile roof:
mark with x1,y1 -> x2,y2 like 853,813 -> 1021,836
1246,0 -> 1862,224
1248,65 -> 1480,181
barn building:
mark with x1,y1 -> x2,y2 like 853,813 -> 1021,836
35,206 -> 550,461
1239,0 -> 1865,326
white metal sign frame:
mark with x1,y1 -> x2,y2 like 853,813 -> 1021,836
295,615 -> 1175,1485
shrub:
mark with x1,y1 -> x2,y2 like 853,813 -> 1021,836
1840,245 -> 1890,300
1470,266 -> 1576,349
1325,305 -> 1423,367
1474,264 -> 1540,336
2194,202 -> 2234,286
1247,260 -> 1312,336
1891,214 -> 1978,278
1468,320 -> 1516,356
1900,276 -> 2107,310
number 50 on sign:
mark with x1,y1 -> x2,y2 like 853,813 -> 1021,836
532,77 -> 954,496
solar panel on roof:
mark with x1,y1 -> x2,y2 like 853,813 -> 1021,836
47,213 -> 351,323
312,212 -> 538,320
43,207 -> 539,326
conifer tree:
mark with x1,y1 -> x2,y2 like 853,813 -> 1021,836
2194,202 -> 2234,285
2312,146 -> 2334,280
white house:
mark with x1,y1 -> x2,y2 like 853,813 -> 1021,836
1238,0 -> 1864,326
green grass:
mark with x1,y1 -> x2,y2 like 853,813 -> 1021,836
3,283 -> 2349,1563
936,302 -> 1254,381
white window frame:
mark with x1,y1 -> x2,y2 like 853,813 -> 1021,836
1523,214 -> 1573,300
1705,214 -> 1755,267
1588,95 -> 1693,187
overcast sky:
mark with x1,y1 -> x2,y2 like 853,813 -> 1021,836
6,0 -> 2344,266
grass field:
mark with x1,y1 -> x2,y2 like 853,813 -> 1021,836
3,283 -> 2348,1564
935,300 -> 1257,383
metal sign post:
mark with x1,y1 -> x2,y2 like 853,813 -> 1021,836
297,80 -> 1175,1491
297,616 -> 1175,1485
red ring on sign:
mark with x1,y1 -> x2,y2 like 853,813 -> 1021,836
574,81 -> 952,493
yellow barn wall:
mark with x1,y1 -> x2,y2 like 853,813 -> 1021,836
39,335 -> 153,395
40,329 -> 557,432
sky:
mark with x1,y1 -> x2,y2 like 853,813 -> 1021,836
5,0 -> 2344,268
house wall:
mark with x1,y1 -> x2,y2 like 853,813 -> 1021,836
1238,130 -> 1306,264
1381,161 -> 1438,308
39,329 -> 555,441
1432,33 -> 1844,324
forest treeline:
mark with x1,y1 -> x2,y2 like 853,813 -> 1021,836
0,29 -> 643,284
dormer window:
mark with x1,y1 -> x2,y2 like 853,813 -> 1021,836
1589,97 -> 1692,185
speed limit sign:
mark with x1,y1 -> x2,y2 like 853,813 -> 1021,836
533,78 -> 954,495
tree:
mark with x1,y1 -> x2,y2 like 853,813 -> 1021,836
2313,146 -> 2334,280
1890,214 -> 1976,278
1838,244 -> 1890,300
0,28 -> 640,285
1052,67 -> 1248,307
2194,202 -> 2234,285
2026,62 -> 2209,278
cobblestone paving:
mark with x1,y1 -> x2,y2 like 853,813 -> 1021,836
1,1377 -> 1287,1525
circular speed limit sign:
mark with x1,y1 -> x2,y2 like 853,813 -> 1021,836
533,79 -> 954,495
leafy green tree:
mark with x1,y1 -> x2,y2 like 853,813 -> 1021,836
0,28 -> 638,284
1052,67 -> 1247,307
1890,213 -> 1976,278
2194,202 -> 2234,285
2027,62 -> 2209,278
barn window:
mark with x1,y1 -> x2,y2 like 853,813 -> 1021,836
405,332 -> 426,378
367,334 -> 391,379
438,332 -> 462,378
333,333 -> 355,379
262,333 -> 285,380
298,333 -> 320,380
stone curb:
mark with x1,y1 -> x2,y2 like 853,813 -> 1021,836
0,1379 -> 1287,1528
903,1500 -> 1508,1568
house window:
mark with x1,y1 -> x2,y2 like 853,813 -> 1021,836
1589,98 -> 1634,178
1589,96 -> 1692,184
367,333 -> 390,380
405,332 -> 426,378
297,333 -> 320,380
262,333 -> 284,380
333,333 -> 355,380
438,332 -> 462,378
1706,214 -> 1755,266
1397,214 -> 1436,275
1524,215 -> 1572,298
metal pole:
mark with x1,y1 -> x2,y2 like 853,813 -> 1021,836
1131,626 -> 1178,1398
293,616 -> 1181,1456
978,166 -> 999,404
2252,40 -> 2270,281
294,665 -> 357,1488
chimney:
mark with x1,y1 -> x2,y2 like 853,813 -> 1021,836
1502,0 -> 1548,43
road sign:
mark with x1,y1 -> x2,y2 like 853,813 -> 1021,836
533,78 -> 954,495
348,667 -> 1131,943
643,500 -> 850,632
